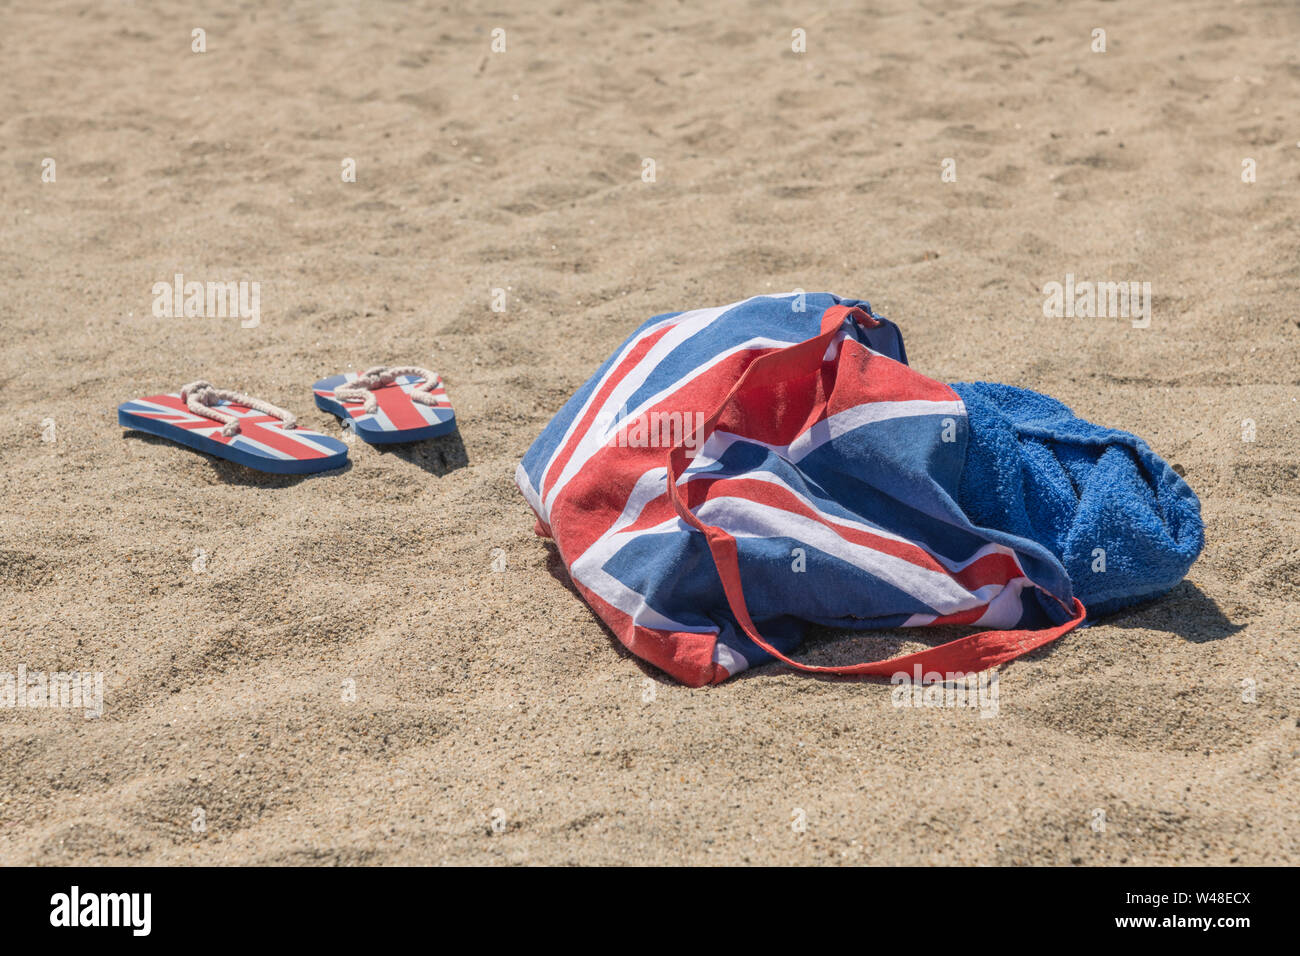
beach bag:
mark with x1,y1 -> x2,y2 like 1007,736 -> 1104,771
516,294 -> 1202,686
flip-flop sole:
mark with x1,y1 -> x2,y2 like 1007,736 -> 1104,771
118,394 -> 349,474
312,372 -> 457,445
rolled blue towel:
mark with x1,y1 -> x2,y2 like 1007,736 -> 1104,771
951,382 -> 1204,619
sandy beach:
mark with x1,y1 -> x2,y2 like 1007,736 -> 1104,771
1,0 -> 1297,864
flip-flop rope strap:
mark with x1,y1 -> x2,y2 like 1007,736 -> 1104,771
333,365 -> 440,416
179,380 -> 298,437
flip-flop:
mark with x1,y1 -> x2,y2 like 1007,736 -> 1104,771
118,380 -> 349,474
312,365 -> 456,445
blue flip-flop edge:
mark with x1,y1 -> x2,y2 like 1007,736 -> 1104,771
312,374 -> 457,445
118,401 -> 349,475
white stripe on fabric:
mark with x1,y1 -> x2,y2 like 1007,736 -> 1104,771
536,291 -> 802,491
516,461 -> 545,520
131,397 -> 208,425
542,330 -> 794,515
696,399 -> 966,468
537,294 -> 797,515
569,461 -> 1027,618
695,498 -> 987,615
278,429 -> 337,455
711,642 -> 749,677
676,468 -> 1023,575
535,304 -> 726,501
567,466 -> 714,634
573,498 -> 999,641
540,335 -> 789,518
578,559 -> 718,635
229,433 -> 294,460
394,376 -> 449,425
972,576 -> 1035,629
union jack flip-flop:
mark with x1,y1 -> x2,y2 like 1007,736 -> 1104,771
312,365 -> 456,445
118,381 -> 349,474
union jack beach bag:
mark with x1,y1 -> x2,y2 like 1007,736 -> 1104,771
516,293 -> 1089,686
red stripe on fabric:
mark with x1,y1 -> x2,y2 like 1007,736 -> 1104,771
824,339 -> 958,414
370,383 -> 429,430
540,323 -> 678,501
574,470 -> 1023,600
713,342 -> 955,450
540,311 -> 908,548
142,394 -> 245,437
573,573 -> 718,687
233,415 -> 328,459
542,348 -> 784,561
663,304 -> 1085,678
917,605 -> 991,628
681,489 -> 1084,676
950,552 -> 1026,594
610,474 -> 940,573
143,394 -> 205,423
681,476 -> 1024,593
141,395 -> 322,458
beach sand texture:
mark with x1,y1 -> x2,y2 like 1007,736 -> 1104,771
1,0 -> 1297,864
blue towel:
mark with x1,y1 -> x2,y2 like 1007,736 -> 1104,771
951,382 -> 1204,619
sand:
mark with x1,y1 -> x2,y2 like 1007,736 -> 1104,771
1,0 -> 1296,865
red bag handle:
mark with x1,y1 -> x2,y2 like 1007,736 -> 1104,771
665,305 -> 1085,678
